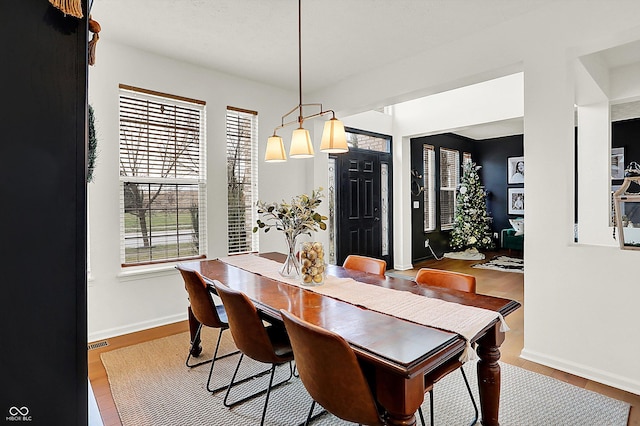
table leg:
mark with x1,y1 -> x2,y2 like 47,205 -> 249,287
375,368 -> 424,426
187,306 -> 203,357
476,324 -> 505,426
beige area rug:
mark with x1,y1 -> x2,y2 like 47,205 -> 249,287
101,328 -> 630,426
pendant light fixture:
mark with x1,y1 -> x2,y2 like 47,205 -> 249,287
265,0 -> 349,162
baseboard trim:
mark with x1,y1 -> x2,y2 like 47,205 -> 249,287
520,348 -> 640,396
392,263 -> 413,271
88,313 -> 188,342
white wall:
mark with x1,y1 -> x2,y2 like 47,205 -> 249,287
87,40 -> 312,340
310,1 -> 640,395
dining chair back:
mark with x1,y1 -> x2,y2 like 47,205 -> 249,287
214,281 -> 295,426
280,309 -> 385,426
178,266 -> 227,329
177,265 -> 237,392
342,254 -> 387,277
414,268 -> 476,293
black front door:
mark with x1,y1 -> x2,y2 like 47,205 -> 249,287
335,149 -> 391,266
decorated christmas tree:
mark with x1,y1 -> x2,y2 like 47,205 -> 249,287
450,162 -> 495,251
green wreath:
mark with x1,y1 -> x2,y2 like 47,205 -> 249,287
88,104 -> 98,183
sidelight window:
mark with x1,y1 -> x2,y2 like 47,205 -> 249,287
226,106 -> 259,254
423,145 -> 436,232
440,148 -> 459,230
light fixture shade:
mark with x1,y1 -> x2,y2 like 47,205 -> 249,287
265,135 -> 287,162
320,118 -> 348,153
289,128 -> 314,158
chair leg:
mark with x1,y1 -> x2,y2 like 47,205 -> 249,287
418,406 -> 426,426
186,326 -> 239,370
429,390 -> 434,426
185,324 -> 208,367
304,400 -> 316,426
205,329 -> 241,393
296,400 -> 329,426
460,368 -> 479,426
223,355 -> 294,408
421,368 -> 478,426
259,365 -> 277,426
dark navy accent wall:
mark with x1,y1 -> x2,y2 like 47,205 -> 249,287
410,133 -> 474,262
475,135 -> 524,233
612,118 -> 640,184
0,1 -> 88,424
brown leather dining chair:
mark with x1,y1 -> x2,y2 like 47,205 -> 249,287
342,254 -> 387,277
177,265 -> 238,393
280,309 -> 386,426
213,281 -> 295,426
414,267 -> 476,293
414,267 -> 479,426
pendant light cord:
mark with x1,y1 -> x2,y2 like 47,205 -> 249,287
297,0 -> 303,127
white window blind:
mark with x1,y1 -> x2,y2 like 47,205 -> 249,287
118,85 -> 207,266
423,145 -> 436,232
440,148 -> 459,230
226,106 -> 259,254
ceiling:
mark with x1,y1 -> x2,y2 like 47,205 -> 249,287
90,0 -> 637,140
91,0 -> 553,93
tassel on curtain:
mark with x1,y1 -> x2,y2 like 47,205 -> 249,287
88,16 -> 101,66
48,0 -> 83,18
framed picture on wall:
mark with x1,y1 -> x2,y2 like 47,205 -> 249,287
611,147 -> 625,180
508,188 -> 525,215
507,156 -> 524,184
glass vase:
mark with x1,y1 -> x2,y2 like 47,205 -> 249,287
298,241 -> 326,286
279,233 -> 301,278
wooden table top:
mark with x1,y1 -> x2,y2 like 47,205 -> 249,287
179,253 -> 520,379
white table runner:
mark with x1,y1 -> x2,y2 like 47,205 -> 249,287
218,254 -> 509,361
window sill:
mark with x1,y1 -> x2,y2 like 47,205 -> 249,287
117,263 -> 179,282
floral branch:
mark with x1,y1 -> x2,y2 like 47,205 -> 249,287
252,187 -> 328,240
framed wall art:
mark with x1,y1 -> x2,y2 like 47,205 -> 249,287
611,147 -> 625,180
507,156 -> 524,184
508,187 -> 525,215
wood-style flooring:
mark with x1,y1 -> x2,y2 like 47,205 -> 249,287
88,250 -> 639,426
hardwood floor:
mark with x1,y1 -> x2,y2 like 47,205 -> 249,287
88,250 -> 639,425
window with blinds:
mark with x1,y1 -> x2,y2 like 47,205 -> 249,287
440,148 -> 460,230
226,107 -> 258,254
118,85 -> 206,266
423,145 -> 436,232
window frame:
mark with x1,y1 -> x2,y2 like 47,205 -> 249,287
118,85 -> 207,267
226,106 -> 259,255
423,145 -> 436,232
439,147 -> 460,231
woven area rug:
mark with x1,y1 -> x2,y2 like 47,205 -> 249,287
101,328 -> 629,426
472,256 -> 524,273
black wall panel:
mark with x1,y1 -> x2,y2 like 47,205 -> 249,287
410,134 -> 474,261
612,118 -> 640,182
0,1 -> 87,424
475,135 -> 524,233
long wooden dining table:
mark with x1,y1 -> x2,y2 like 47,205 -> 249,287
179,253 -> 521,426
